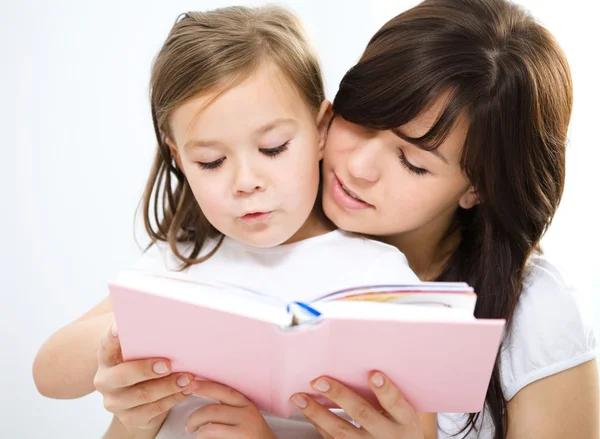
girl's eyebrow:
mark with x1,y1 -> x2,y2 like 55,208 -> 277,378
255,118 -> 297,135
184,118 -> 297,150
184,139 -> 225,150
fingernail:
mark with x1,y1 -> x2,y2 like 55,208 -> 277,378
291,394 -> 307,408
182,389 -> 192,395
312,378 -> 330,392
153,361 -> 169,374
177,375 -> 190,387
111,323 -> 118,337
371,372 -> 384,388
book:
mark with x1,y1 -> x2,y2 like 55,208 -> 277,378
109,270 -> 505,417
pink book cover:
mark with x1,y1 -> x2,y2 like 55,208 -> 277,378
109,281 -> 505,418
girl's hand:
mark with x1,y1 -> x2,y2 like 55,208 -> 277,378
290,372 -> 428,439
93,321 -> 195,431
186,380 -> 278,439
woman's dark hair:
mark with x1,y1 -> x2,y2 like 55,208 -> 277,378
333,0 -> 572,437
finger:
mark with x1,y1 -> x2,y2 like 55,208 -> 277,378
194,423 -> 235,439
368,371 -> 417,426
310,376 -> 390,435
304,416 -> 334,439
97,322 -> 123,368
185,404 -> 241,434
95,356 -> 173,390
290,393 -> 364,438
103,373 -> 195,412
117,390 -> 190,429
189,381 -> 248,407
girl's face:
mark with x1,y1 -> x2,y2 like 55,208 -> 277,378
168,62 -> 330,248
321,94 -> 479,242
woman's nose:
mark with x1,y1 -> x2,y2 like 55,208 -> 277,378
347,142 -> 381,183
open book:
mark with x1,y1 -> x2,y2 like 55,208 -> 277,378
109,270 -> 505,417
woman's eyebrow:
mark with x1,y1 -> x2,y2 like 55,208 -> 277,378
393,127 -> 450,165
396,133 -> 450,165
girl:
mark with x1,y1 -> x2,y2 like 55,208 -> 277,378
290,0 -> 599,438
32,5 -> 424,439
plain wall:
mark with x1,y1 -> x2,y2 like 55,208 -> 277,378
2,1 -> 597,437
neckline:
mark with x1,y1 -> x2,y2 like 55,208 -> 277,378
221,229 -> 343,253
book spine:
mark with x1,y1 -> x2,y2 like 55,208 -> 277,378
269,320 -> 331,418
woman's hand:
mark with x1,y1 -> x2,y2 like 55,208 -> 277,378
186,380 -> 278,438
290,371 -> 431,439
93,321 -> 194,432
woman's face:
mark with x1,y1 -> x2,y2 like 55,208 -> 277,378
321,95 -> 479,240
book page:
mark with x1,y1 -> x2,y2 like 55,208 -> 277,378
314,300 -> 475,322
312,283 -> 476,313
114,270 -> 291,326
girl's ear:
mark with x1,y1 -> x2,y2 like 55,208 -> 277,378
166,138 -> 184,174
458,185 -> 480,209
315,100 -> 333,159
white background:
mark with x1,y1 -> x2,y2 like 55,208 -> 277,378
1,0 -> 598,437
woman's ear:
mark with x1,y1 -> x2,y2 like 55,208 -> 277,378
459,186 -> 480,209
315,100 -> 333,159
166,138 -> 184,174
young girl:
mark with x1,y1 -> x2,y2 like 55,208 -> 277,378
288,0 -> 599,438
32,5 -> 426,439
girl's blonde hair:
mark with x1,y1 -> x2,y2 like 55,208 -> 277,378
141,6 -> 325,268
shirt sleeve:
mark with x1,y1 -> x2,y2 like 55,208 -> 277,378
500,257 -> 597,400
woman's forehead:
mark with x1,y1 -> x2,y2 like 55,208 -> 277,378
398,93 -> 468,163
399,90 -> 455,138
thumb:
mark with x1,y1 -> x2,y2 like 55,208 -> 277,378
97,315 -> 123,368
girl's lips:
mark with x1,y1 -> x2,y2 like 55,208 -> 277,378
240,212 -> 272,223
331,174 -> 373,210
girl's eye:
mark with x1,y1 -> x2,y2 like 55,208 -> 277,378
197,141 -> 289,169
398,150 -> 428,176
198,157 -> 226,170
260,142 -> 289,158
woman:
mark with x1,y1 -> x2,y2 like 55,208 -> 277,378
101,0 -> 597,437
291,0 -> 598,438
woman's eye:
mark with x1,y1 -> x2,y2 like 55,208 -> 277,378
260,142 -> 289,158
198,157 -> 226,170
398,150 -> 428,176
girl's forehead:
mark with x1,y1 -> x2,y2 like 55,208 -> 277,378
182,63 -> 311,118
169,64 -> 316,145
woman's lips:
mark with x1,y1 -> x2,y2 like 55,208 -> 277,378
331,174 -> 373,210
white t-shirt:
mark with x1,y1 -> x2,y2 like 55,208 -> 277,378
438,255 -> 597,438
132,230 -> 419,439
